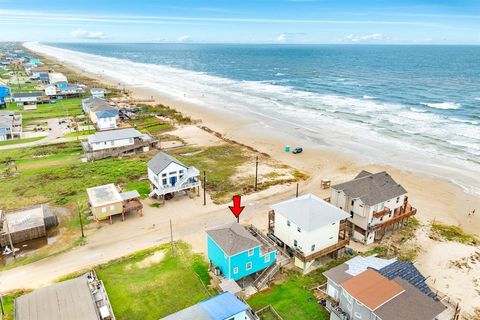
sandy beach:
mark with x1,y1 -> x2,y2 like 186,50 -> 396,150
19,43 -> 480,316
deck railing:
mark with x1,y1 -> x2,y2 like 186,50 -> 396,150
294,238 -> 350,263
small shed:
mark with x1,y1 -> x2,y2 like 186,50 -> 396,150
0,205 -> 59,247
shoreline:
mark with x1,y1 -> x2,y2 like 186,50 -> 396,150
25,43 -> 480,235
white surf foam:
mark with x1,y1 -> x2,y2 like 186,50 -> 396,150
420,101 -> 461,110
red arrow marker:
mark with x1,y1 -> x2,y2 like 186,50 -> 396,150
229,195 -> 245,221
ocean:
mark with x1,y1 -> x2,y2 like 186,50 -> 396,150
27,43 -> 480,194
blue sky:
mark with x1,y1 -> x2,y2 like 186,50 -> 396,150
0,0 -> 479,44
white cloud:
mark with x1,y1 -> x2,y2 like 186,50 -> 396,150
71,28 -> 107,39
177,35 -> 191,42
341,33 -> 386,42
276,33 -> 288,43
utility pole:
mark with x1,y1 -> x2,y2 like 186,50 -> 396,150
296,183 -> 299,198
203,171 -> 206,206
254,156 -> 259,191
76,202 -> 85,238
0,295 -> 4,316
170,219 -> 175,256
2,210 -> 16,258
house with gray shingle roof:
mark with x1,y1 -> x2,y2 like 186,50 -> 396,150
147,151 -> 200,198
322,255 -> 450,320
86,99 -> 119,130
330,171 -> 416,244
206,222 -> 276,281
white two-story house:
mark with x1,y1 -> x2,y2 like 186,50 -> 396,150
88,101 -> 119,130
269,194 -> 350,272
147,151 -> 200,199
330,171 -> 416,245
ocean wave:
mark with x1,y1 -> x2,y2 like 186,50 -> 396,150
275,72 -> 285,76
449,117 -> 479,125
420,101 -> 461,110
362,95 -> 376,99
24,42 -> 480,197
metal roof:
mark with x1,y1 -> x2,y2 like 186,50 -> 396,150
378,260 -> 438,300
86,183 -> 122,207
331,171 -> 408,206
147,151 -> 187,174
270,194 -> 349,232
206,222 -> 261,256
160,292 -> 248,320
14,276 -> 99,320
87,128 -> 142,144
120,190 -> 141,201
12,92 -> 43,98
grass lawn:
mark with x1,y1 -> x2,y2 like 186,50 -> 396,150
96,242 -> 216,320
0,136 -> 44,146
8,81 -> 40,92
63,128 -> 95,138
124,180 -> 151,198
129,115 -> 173,135
247,257 -> 354,320
169,144 -> 250,203
1,291 -> 25,320
6,97 -> 83,125
0,141 -> 149,210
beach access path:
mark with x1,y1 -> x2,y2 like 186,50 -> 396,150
0,179 -> 314,292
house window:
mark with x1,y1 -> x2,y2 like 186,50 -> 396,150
162,178 -> 167,185
110,205 -> 115,211
350,210 -> 354,218
233,267 -> 238,274
311,245 -> 315,252
246,262 -> 252,270
248,249 -> 254,257
265,255 -> 270,263
101,207 -> 106,213
396,197 -> 400,203
297,227 -> 301,233
293,240 -> 298,247
162,173 -> 167,177
287,220 -> 291,227
351,200 -> 354,206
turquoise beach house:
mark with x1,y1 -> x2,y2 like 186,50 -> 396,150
206,222 -> 276,281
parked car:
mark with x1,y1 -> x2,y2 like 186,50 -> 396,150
292,147 -> 303,154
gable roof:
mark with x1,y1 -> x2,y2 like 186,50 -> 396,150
378,261 -> 438,300
270,194 -> 349,232
87,128 -> 143,144
12,92 -> 43,98
332,171 -> 407,206
90,101 -> 117,113
341,269 -> 405,311
147,151 -> 187,174
206,222 -> 260,256
160,292 -> 248,320
374,278 -> 447,320
95,109 -> 118,119
14,275 -> 99,320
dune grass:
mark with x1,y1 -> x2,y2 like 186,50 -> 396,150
431,222 -> 479,245
129,115 -> 173,135
170,144 -> 249,203
96,242 -> 215,320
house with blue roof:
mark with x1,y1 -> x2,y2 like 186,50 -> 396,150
160,292 -> 253,320
87,100 -> 119,130
207,222 -> 276,281
0,85 -> 10,107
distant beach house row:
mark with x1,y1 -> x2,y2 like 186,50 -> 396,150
323,255 -> 452,320
268,194 -> 350,272
0,110 -> 22,141
207,222 -> 277,281
81,128 -> 157,161
330,171 -> 416,244
147,151 -> 200,198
